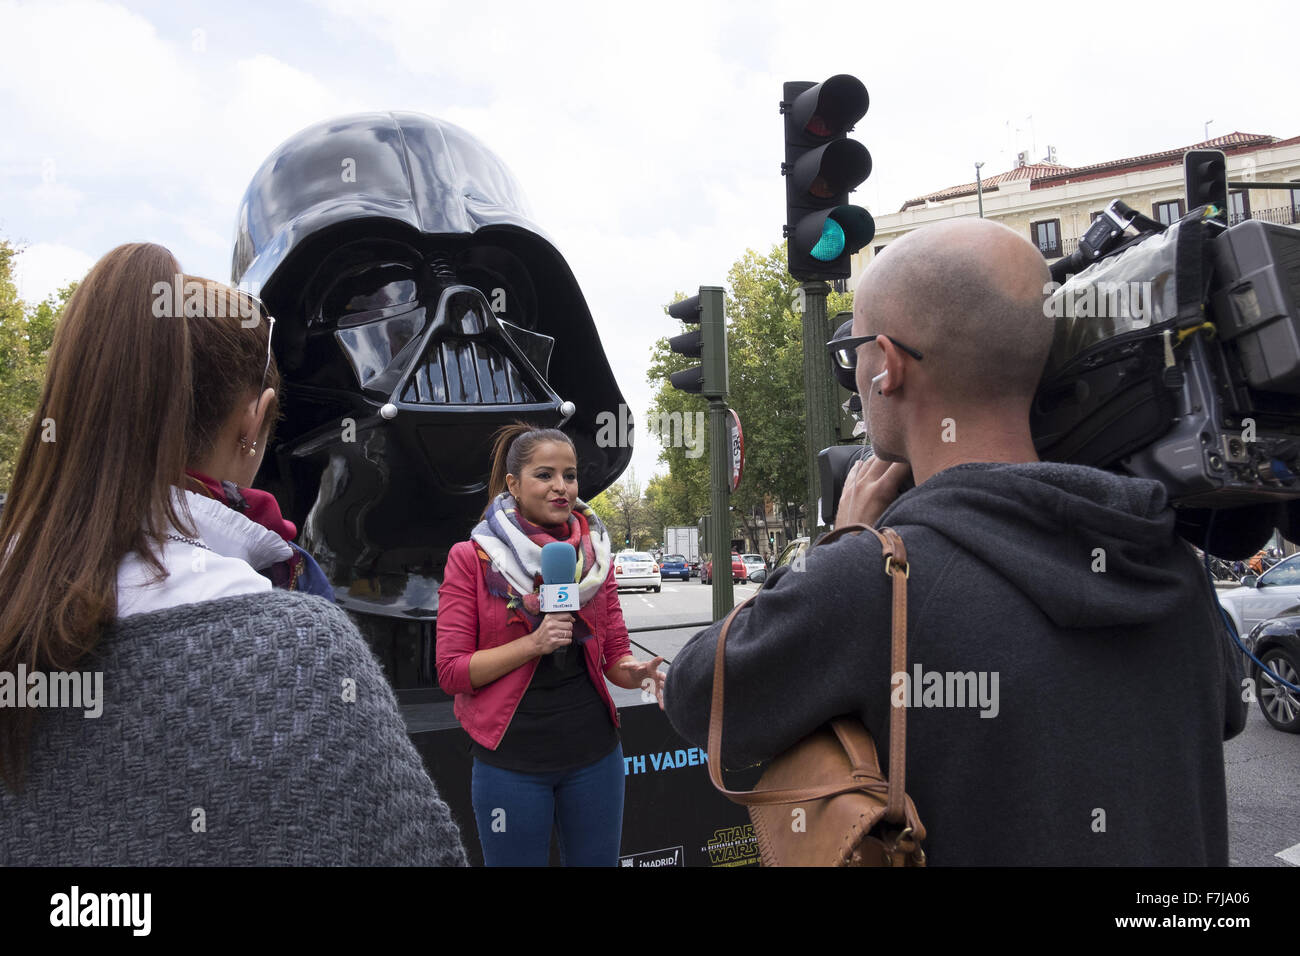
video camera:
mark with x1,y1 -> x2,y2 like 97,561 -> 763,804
820,149 -> 1300,557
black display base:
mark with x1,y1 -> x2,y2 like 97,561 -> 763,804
403,696 -> 764,867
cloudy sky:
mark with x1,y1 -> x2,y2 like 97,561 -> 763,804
2,0 -> 1294,483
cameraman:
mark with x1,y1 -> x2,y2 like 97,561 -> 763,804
663,219 -> 1247,865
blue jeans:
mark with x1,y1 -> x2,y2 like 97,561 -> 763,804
471,743 -> 625,866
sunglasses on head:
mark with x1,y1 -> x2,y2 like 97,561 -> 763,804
235,288 -> 276,393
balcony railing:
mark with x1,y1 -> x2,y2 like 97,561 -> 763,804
1050,204 -> 1299,262
1231,205 -> 1300,227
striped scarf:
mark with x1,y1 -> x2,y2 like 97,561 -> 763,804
470,492 -> 611,631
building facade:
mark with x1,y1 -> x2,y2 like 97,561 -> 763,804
852,132 -> 1300,281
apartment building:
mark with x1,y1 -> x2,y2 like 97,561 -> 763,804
852,131 -> 1300,279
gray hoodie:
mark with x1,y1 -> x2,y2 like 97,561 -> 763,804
664,461 -> 1247,865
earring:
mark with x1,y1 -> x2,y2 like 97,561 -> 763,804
239,437 -> 257,457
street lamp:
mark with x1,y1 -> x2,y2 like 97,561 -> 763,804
975,162 -> 985,218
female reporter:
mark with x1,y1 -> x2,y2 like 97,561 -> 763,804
436,423 -> 666,866
0,243 -> 465,865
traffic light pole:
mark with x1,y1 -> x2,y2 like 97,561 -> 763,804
708,396 -> 734,621
800,280 -> 839,537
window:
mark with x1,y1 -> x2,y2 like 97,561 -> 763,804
1227,190 -> 1250,225
1030,219 -> 1061,258
1260,555 -> 1300,587
1153,200 -> 1184,226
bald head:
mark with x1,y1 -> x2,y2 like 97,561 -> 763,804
855,219 -> 1053,403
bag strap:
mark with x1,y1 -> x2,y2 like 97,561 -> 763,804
705,523 -> 910,822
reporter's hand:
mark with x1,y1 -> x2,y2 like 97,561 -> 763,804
617,656 -> 667,709
530,613 -> 574,656
834,455 -> 912,528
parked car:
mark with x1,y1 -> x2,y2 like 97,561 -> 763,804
740,553 -> 766,580
702,552 -> 746,585
614,551 -> 661,593
658,553 -> 691,582
689,560 -> 701,578
772,537 -> 811,572
1242,614 -> 1300,733
1215,553 -> 1300,638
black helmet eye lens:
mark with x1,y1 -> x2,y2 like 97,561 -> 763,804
324,265 -> 420,328
335,311 -> 427,390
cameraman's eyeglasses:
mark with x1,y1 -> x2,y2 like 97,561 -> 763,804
827,333 -> 924,370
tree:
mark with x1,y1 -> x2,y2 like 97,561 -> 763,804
641,472 -> 682,538
0,241 -> 77,493
645,244 -> 853,546
587,468 -> 657,550
586,487 -> 619,537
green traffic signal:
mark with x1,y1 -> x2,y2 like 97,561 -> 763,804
1184,148 -> 1228,222
813,218 -> 844,260
797,205 -> 875,263
782,75 -> 874,281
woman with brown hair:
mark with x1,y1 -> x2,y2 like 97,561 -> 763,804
436,423 -> 666,866
0,242 -> 465,866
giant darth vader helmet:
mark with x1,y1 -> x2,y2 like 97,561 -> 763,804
232,112 -> 631,620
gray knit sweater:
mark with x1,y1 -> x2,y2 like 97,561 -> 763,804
0,592 -> 467,866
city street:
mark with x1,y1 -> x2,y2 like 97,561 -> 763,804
617,580 -> 1300,867
606,578 -> 757,710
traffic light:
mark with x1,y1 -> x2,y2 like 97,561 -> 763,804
624,534 -> 631,547
782,75 -> 875,281
1185,149 -> 1227,222
666,286 -> 728,397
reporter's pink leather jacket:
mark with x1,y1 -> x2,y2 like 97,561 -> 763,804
435,540 -> 632,749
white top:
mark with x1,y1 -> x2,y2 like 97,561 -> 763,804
116,491 -> 292,618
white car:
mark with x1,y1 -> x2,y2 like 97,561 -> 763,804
614,551 -> 661,593
740,553 -> 766,580
1215,553 -> 1300,637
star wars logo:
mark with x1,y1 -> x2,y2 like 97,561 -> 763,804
705,824 -> 759,867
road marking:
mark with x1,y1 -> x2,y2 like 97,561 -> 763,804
1277,842 -> 1300,866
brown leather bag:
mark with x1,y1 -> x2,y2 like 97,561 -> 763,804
705,523 -> 927,866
